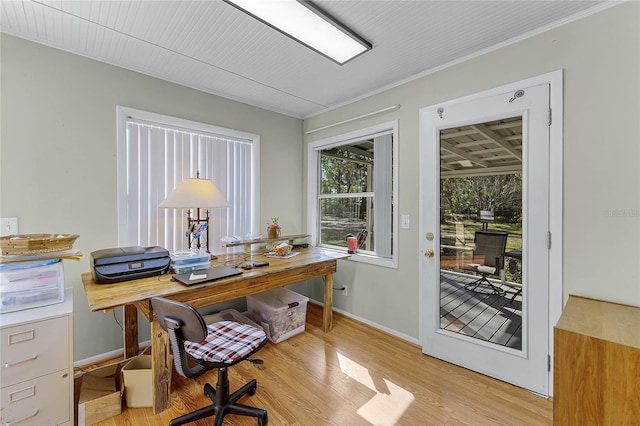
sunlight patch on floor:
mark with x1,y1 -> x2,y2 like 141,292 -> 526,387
337,352 -> 414,426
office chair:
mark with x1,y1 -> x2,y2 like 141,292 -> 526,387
463,231 -> 508,296
151,297 -> 268,426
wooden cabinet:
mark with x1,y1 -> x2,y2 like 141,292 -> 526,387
553,295 -> 640,425
0,291 -> 73,426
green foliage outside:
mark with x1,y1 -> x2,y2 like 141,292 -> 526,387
440,174 -> 523,283
319,147 -> 524,282
320,146 -> 373,247
320,147 -> 371,196
441,174 -> 522,223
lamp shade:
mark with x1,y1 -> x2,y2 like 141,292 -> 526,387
159,178 -> 230,209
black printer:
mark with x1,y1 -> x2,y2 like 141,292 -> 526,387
91,246 -> 170,284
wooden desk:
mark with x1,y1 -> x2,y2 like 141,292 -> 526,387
82,247 -> 346,414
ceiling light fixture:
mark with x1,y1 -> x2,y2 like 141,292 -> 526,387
223,0 -> 372,65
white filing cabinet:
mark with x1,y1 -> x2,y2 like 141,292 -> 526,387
0,291 -> 73,426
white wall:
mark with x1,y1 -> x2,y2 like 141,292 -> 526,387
303,2 -> 640,339
0,34 -> 303,361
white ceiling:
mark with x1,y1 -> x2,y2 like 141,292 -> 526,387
1,0 -> 610,118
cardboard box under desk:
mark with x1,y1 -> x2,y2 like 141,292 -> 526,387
77,365 -> 123,426
121,354 -> 173,408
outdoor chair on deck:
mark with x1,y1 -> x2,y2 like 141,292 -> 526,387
463,231 -> 508,296
151,297 -> 268,426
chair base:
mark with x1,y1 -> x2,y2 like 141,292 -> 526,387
509,287 -> 522,303
170,367 -> 268,426
465,275 -> 506,296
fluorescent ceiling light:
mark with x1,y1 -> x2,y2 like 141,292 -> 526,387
224,0 -> 372,65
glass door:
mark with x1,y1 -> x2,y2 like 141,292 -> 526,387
420,83 -> 550,395
439,116 -> 523,349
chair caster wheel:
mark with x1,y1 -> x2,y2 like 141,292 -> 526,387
258,413 -> 268,425
248,383 -> 257,396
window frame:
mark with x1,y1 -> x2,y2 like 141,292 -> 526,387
116,106 -> 260,251
307,120 -> 399,268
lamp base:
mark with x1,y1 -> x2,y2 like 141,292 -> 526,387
187,208 -> 211,254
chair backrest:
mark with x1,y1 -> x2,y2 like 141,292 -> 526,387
473,231 -> 508,269
151,297 -> 208,379
152,297 -> 207,341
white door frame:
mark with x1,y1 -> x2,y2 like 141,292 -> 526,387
417,70 -> 563,396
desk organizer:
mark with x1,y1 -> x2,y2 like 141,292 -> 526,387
169,250 -> 211,273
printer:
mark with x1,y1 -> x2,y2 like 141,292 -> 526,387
91,246 -> 170,284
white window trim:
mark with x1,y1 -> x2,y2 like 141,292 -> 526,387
307,120 -> 399,268
116,106 -> 261,247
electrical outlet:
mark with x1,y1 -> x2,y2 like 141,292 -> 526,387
342,285 -> 348,296
0,217 -> 18,236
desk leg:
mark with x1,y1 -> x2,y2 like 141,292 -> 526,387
323,274 -> 333,332
151,320 -> 171,414
123,305 -> 139,359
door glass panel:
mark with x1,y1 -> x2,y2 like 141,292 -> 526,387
438,116 -> 523,350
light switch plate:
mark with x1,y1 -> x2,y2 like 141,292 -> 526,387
401,215 -> 410,229
0,217 -> 18,236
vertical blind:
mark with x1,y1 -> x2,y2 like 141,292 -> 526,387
373,133 -> 393,258
122,119 -> 253,253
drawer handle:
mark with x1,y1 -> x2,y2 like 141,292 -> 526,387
4,354 -> 38,368
5,409 -> 39,425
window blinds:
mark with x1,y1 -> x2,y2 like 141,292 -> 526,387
122,119 -> 253,253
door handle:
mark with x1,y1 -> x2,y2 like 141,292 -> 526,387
424,249 -> 435,258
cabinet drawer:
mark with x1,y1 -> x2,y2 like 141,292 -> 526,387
1,369 -> 71,426
1,316 -> 68,386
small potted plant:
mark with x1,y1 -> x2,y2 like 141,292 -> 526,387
267,217 -> 281,239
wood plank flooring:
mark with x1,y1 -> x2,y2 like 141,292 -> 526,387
82,303 -> 550,426
440,272 -> 522,350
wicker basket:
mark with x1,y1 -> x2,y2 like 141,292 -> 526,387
0,234 -> 79,255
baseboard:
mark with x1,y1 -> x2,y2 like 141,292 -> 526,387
74,340 -> 151,368
308,299 -> 419,345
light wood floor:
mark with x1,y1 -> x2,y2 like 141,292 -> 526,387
84,303 -> 551,426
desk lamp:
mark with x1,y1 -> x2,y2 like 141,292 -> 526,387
159,173 -> 229,257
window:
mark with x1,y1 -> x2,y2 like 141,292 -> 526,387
307,121 -> 398,268
116,107 -> 260,253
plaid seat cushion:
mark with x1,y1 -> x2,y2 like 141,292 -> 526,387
184,321 -> 266,364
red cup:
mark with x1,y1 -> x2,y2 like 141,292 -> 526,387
347,236 -> 358,253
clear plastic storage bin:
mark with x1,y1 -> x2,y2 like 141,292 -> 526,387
0,259 -> 65,313
171,261 -> 211,274
169,250 -> 210,273
246,288 -> 308,343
